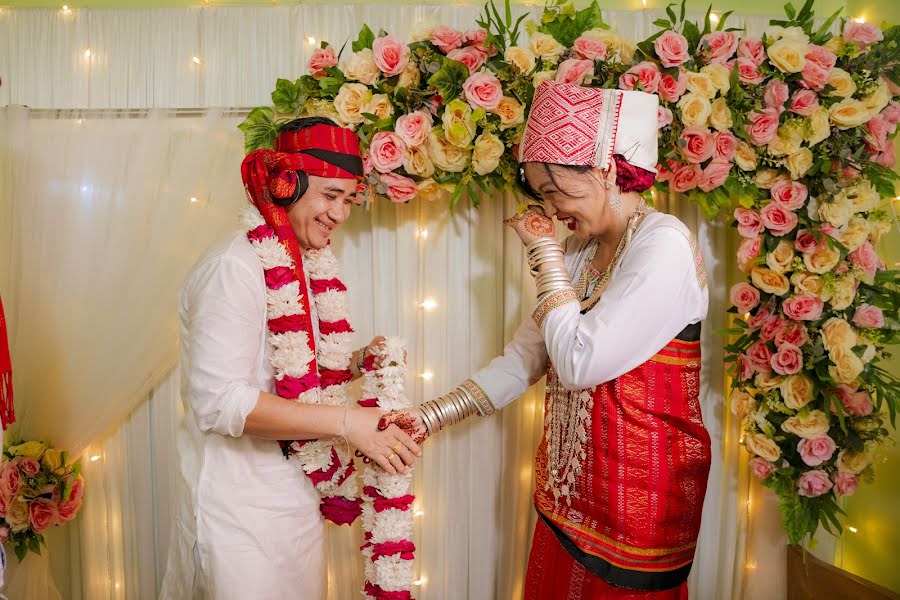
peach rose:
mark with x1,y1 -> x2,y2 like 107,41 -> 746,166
380,172 -> 418,203
829,275 -> 859,310
472,132 -> 504,175
677,93 -> 713,128
530,33 -> 565,62
369,131 -> 407,173
556,58 -> 594,85
767,37 -> 809,73
798,470 -> 833,497
785,148 -> 813,179
427,129 -> 470,172
448,46 -> 488,74
828,346 -> 865,384
494,96 -> 526,130
431,26 -> 465,53
686,71 -> 718,99
307,45 -> 337,77
830,99 -> 871,130
751,267 -> 790,296
836,448 -> 873,474
822,317 -> 857,352
653,30 -> 690,68
573,36 -> 608,61
463,71 -> 502,110
619,61 -> 661,94
782,294 -> 824,321
344,49 -> 380,85
828,68 -> 857,98
781,373 -> 815,409
658,71 -> 688,103
852,304 -> 885,329
709,97 -> 733,131
734,141 -> 758,171
766,239 -> 795,274
333,83 -> 372,125
5,498 -> 29,532
737,236 -> 762,272
403,145 -> 435,179
746,433 -> 782,462
731,389 -> 756,420
504,46 -> 536,74
782,409 -> 830,438
394,110 -> 433,147
840,217 -> 871,253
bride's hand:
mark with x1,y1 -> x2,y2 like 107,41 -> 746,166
378,408 -> 429,445
503,209 -> 556,247
346,407 -> 421,475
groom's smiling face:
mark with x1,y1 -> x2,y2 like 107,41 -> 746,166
288,174 -> 357,249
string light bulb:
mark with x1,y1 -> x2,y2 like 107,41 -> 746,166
84,48 -> 92,59
419,297 -> 437,311
307,36 -> 317,45
416,228 -> 429,240
641,0 -> 647,8
414,509 -> 424,517
192,56 -> 201,64
709,12 -> 720,25
848,526 -> 858,533
189,197 -> 199,203
90,454 -> 101,462
62,4 -> 71,13
413,577 -> 427,586
419,370 -> 434,381
853,16 -> 865,23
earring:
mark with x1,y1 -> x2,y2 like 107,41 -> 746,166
608,187 -> 623,215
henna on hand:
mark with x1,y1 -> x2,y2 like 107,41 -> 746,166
379,410 -> 429,444
522,213 -> 554,236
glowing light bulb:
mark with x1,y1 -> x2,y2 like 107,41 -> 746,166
414,510 -> 424,517
709,12 -> 720,25
853,16 -> 865,23
416,228 -> 429,240
419,297 -> 437,311
192,56 -> 201,64
413,577 -> 427,586
90,454 -> 101,462
84,48 -> 92,59
62,5 -> 70,12
419,370 -> 434,381
848,526 -> 858,533
189,197 -> 199,203
307,36 -> 317,45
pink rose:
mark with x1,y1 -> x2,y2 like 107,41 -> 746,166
770,179 -> 808,211
713,131 -> 738,161
0,493 -> 8,519
556,58 -> 594,85
760,203 -> 798,237
699,31 -> 738,64
380,172 -> 418,203
618,61 -> 661,94
424,94 -> 443,116
775,321 -> 809,347
760,314 -> 786,342
738,236 -> 763,272
372,35 -> 410,77
745,108 -> 780,146
699,160 -> 731,192
833,471 -> 860,496
883,102 -> 900,126
464,28 -> 488,47
680,127 -> 715,163
806,44 -> 837,71
57,497 -> 82,524
733,353 -> 755,381
748,302 -> 773,331
654,31 -> 690,67
656,161 -> 675,183
800,63 -> 830,91
843,22 -> 884,49
835,384 -> 874,417
369,132 -> 407,173
671,163 -> 701,193
20,457 -> 40,477
798,470 -> 834,497
865,115 -> 890,154
734,208 -> 764,238
573,36 -> 608,61
852,303 -> 885,329
394,109 -> 433,147
789,89 -> 819,116
448,46 -> 488,73
431,26 -> 465,53
770,342 -> 804,375
794,229 -> 819,254
0,463 -> 20,498
658,71 -> 688,103
848,241 -> 881,280
730,282 -> 761,313
737,58 -> 766,85
738,37 -> 765,66
28,498 -> 59,534
798,435 -> 837,467
747,340 -> 774,373
764,80 -> 790,112
873,143 -> 896,168
67,476 -> 85,505
463,71 -> 502,110
658,106 -> 674,129
782,294 -> 824,321
307,45 -> 337,77
362,154 -> 374,176
750,457 -> 776,479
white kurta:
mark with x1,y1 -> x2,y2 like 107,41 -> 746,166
469,212 -> 709,412
160,232 -> 325,600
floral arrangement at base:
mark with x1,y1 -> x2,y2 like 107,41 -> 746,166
240,0 -> 900,547
359,338 -> 416,599
0,440 -> 84,561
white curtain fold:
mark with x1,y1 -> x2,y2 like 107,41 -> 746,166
0,3 -> 786,598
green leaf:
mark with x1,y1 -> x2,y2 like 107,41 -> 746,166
28,536 -> 41,556
539,0 -> 605,47
352,24 -> 376,52
683,20 -> 702,50
784,3 -> 797,20
271,78 -> 302,114
449,181 -> 466,211
237,107 -> 278,154
427,58 -> 470,103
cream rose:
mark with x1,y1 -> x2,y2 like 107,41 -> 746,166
829,345 -> 865,384
768,131 -> 803,157
829,275 -> 858,310
365,94 -> 394,121
846,179 -> 879,213
840,217 -> 871,252
504,45 -> 536,74
427,129 -> 470,172
781,374 -> 815,410
822,317 -> 857,352
472,132 -> 505,175
756,371 -> 784,391
344,49 -> 380,85
828,68 -> 857,98
416,178 -> 448,203
686,71 -> 718,99
701,63 -> 731,94
806,107 -> 831,146
803,243 -> 841,274
746,433 -> 782,462
830,98 -> 870,129
785,148 -> 813,179
397,61 -> 422,88
734,141 -> 758,171
530,33 -> 565,62
5,498 -> 29,532
818,197 -> 853,228
494,96 -> 526,130
677,93 -> 713,128
782,410 -> 829,438
730,390 -> 756,420
754,169 -> 781,189
836,448 -> 873,474
751,267 -> 790,296
532,70 -> 557,88
766,239 -> 796,274
791,271 -> 828,300
767,37 -> 809,73
403,145 -> 435,178
333,83 -> 372,126
861,79 -> 890,115
710,97 -> 734,132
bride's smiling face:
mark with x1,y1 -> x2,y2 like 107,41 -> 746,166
521,162 -> 613,239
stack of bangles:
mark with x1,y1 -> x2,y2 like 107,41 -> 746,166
527,237 -> 572,299
418,386 -> 480,435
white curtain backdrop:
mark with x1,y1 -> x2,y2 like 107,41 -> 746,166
0,4 -> 799,599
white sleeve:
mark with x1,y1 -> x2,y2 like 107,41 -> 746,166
183,255 -> 264,437
532,224 -> 707,391
466,317 -> 549,415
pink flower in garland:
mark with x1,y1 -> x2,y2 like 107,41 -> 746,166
698,31 -> 738,64
775,321 -> 809,348
431,26 -> 465,53
789,89 -> 819,116
745,108 -> 780,146
760,203 -> 798,236
750,457 -> 776,479
658,71 -> 688,103
699,160 -> 731,192
680,127 -> 715,163
770,342 -> 804,375
573,36 -> 608,61
782,294 -> 824,321
747,340 -> 774,373
380,172 -> 418,203
308,45 -> 337,78
618,61 -> 661,93
770,179 -> 808,211
852,304 -> 885,329
738,37 -> 765,66
798,470 -> 833,497
654,30 -> 690,67
730,282 -> 761,313
798,435 -> 837,467
448,45 -> 488,73
734,208 -> 764,238
843,22 -> 884,49
833,471 -> 860,496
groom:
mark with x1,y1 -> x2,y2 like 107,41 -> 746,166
160,117 -> 421,599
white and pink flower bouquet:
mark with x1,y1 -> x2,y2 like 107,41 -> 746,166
0,440 -> 84,560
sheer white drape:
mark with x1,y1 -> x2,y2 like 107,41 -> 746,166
0,4 -> 786,599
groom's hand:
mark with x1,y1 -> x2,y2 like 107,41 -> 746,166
346,407 -> 421,475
